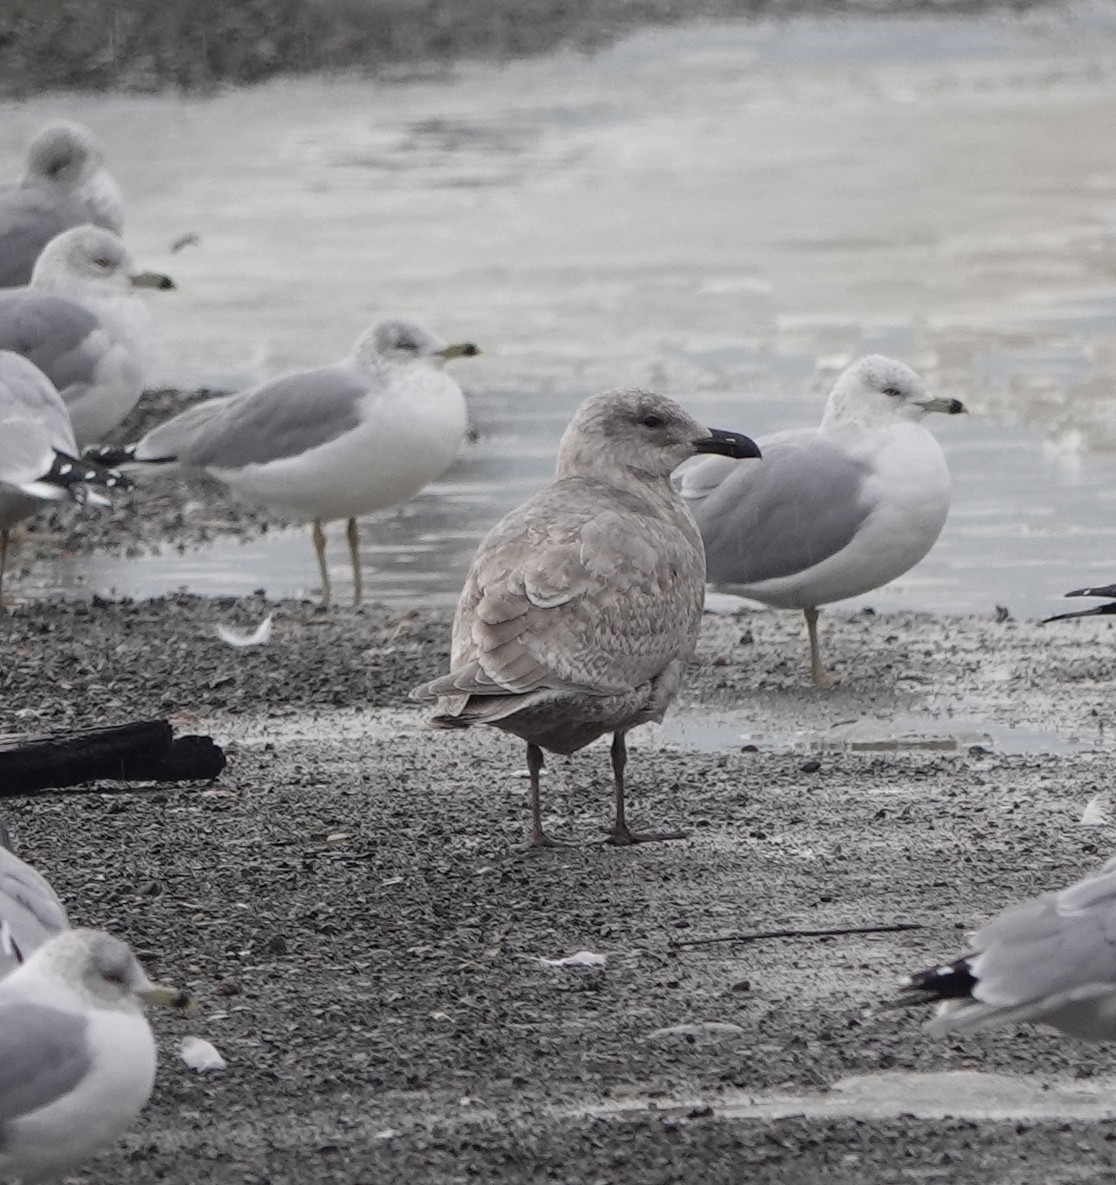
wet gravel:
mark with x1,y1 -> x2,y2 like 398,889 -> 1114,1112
2,593 -> 1116,1182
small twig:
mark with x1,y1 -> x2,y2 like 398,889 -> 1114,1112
672,922 -> 922,948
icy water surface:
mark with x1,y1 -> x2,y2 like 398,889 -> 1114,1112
9,5 -> 1116,616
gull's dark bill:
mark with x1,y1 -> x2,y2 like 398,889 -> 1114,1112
692,427 -> 761,459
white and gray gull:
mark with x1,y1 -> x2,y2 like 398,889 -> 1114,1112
410,388 -> 760,847
0,928 -> 191,1183
0,224 -> 174,445
0,350 -> 131,601
0,818 -> 69,978
677,355 -> 964,686
90,318 -> 478,608
0,121 -> 124,289
891,855 -> 1116,1041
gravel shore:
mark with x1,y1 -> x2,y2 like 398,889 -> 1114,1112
3,593 -> 1115,1183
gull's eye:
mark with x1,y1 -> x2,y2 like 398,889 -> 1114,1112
396,338 -> 419,352
642,413 -> 665,429
92,257 -> 112,269
882,385 -> 903,398
102,969 -> 127,986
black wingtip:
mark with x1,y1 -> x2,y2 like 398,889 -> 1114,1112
1043,604 -> 1116,624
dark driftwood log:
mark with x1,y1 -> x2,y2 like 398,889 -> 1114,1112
0,719 -> 226,794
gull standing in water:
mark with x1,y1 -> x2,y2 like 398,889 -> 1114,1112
0,224 -> 175,445
0,122 -> 124,288
92,319 -> 479,608
411,388 -> 760,847
677,355 -> 964,686
0,929 -> 192,1182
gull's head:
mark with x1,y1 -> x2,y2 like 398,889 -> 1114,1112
22,121 -> 102,191
557,388 -> 760,483
30,225 -> 175,295
824,355 -> 964,429
27,929 -> 194,1014
355,319 -> 480,372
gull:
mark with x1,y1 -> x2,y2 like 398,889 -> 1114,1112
891,856 -> 1116,1041
0,928 -> 192,1183
0,224 -> 174,445
0,121 -> 123,288
677,355 -> 964,686
0,349 -> 132,600
91,319 -> 478,608
410,388 -> 760,847
0,818 -> 69,977
1043,584 -> 1116,623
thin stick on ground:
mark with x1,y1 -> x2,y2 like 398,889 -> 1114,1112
672,922 -> 922,948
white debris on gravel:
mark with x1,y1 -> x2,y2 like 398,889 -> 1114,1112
1080,794 -> 1109,827
180,1036 -> 228,1072
215,614 -> 273,647
539,950 -> 606,969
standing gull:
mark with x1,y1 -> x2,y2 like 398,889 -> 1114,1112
0,929 -> 191,1183
411,388 -> 760,847
0,350 -> 131,600
890,856 -> 1116,1041
92,318 -> 478,608
677,355 -> 964,686
0,224 -> 174,446
0,122 -> 123,289
0,819 -> 69,977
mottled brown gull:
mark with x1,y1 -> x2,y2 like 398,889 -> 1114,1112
411,388 -> 760,847
677,355 -> 964,686
890,855 -> 1116,1041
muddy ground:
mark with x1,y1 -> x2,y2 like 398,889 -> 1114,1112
3,584 -> 1116,1183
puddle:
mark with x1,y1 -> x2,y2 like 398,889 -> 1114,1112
664,710 -> 1108,757
565,1070 -> 1116,1123
9,9 -> 1116,613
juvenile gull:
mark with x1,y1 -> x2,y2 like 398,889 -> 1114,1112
0,122 -> 123,289
0,819 -> 69,977
1043,583 -> 1116,623
891,856 -> 1116,1041
0,350 -> 132,600
411,388 -> 760,847
94,318 -> 478,608
0,928 -> 191,1183
677,355 -> 964,686
0,225 -> 174,445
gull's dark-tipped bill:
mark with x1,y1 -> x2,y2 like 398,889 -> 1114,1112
693,427 -> 762,460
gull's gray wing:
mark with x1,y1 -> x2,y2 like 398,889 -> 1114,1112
0,291 -> 103,397
0,189 -> 87,289
966,869 -> 1116,1011
0,1001 -> 91,1125
137,364 -> 367,469
0,352 -> 77,486
677,428 -> 872,587
0,848 -> 69,975
417,477 -> 704,700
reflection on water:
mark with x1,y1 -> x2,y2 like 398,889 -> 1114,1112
8,7 -> 1116,614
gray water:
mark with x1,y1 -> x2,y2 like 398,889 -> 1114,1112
9,5 -> 1116,617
